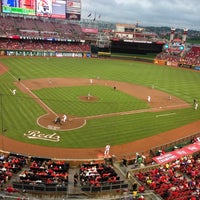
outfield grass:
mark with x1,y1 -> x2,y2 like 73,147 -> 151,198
0,57 -> 200,148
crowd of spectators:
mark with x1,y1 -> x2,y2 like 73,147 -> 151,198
156,51 -> 182,65
134,153 -> 200,200
18,158 -> 69,186
0,153 -> 27,189
0,38 -> 90,52
0,156 -> 129,197
79,162 -> 122,187
0,141 -> 199,200
181,46 -> 200,66
0,15 -> 85,40
155,44 -> 200,67
0,15 -> 92,54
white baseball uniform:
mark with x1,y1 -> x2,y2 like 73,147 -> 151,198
11,89 -> 16,95
195,103 -> 198,110
104,144 -> 110,156
62,114 -> 67,122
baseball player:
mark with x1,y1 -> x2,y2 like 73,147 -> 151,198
104,144 -> 110,157
10,89 -> 16,95
194,102 -> 198,110
48,79 -> 52,85
87,92 -> 91,100
62,114 -> 67,122
147,95 -> 151,102
54,116 -> 62,125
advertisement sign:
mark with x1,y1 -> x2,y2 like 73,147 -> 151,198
2,0 -> 66,18
152,142 -> 200,165
81,28 -> 98,34
2,0 -> 35,15
66,0 -> 81,20
36,0 -> 66,19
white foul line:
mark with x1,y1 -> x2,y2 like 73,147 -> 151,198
156,113 -> 176,118
7,70 -> 57,116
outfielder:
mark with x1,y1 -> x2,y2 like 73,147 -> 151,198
10,89 -> 16,95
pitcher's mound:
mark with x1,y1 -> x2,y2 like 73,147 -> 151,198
79,95 -> 99,102
37,113 -> 86,131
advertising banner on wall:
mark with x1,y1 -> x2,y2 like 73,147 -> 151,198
81,28 -> 98,34
152,141 -> 200,165
2,0 -> 36,15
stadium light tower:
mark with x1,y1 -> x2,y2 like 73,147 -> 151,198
170,28 -> 176,42
182,28 -> 188,43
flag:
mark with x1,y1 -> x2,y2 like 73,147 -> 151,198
93,12 -> 96,21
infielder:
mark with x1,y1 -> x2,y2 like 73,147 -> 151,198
147,95 -> 151,102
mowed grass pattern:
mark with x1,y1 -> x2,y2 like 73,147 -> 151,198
34,86 -> 149,116
0,57 -> 200,148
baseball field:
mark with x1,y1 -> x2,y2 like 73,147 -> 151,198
0,56 -> 200,159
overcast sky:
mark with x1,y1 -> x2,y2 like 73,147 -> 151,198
81,0 -> 200,31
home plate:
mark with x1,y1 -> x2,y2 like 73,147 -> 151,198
156,113 -> 176,118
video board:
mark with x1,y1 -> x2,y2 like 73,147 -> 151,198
1,0 -> 81,19
36,0 -> 66,19
2,0 -> 36,15
66,0 -> 81,20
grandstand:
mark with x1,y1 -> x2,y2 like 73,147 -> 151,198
155,28 -> 200,69
1,14 -> 200,65
0,133 -> 199,199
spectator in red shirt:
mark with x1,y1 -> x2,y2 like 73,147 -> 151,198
139,185 -> 145,193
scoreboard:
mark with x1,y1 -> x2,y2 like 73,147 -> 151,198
1,0 -> 81,19
2,0 -> 36,15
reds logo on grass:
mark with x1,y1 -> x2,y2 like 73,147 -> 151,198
24,130 -> 60,142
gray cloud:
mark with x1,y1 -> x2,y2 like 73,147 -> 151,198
81,0 -> 200,30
